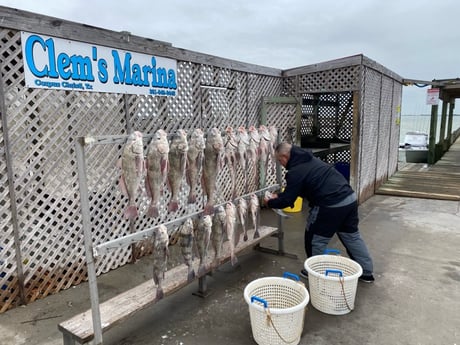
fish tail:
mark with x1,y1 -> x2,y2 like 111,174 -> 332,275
204,203 -> 215,215
188,193 -> 196,204
212,257 -> 220,268
198,263 -> 206,277
168,200 -> 179,212
187,267 -> 196,282
213,245 -> 221,260
124,205 -> 138,219
155,287 -> 164,300
230,253 -> 238,266
147,204 -> 159,218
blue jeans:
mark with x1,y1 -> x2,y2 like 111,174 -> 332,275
305,202 -> 374,275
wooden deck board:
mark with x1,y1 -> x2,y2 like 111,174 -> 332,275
377,137 -> 460,201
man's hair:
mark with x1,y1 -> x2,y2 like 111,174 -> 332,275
275,142 -> 292,156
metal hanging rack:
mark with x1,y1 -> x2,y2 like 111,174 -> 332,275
75,133 -> 293,344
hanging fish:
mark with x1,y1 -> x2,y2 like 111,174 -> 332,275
202,127 -> 224,215
195,215 -> 212,277
211,205 -> 226,267
186,128 -> 205,204
152,224 -> 169,300
225,202 -> 238,266
258,125 -> 272,185
168,129 -> 188,212
145,129 -> 169,218
247,126 -> 261,186
249,193 -> 260,239
224,126 -> 238,199
236,126 -> 249,194
269,126 -> 278,174
236,126 -> 249,171
118,131 -> 145,219
237,197 -> 249,241
179,218 -> 195,282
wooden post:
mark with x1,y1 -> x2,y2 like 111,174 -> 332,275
312,94 -> 319,138
350,91 -> 360,197
439,97 -> 448,152
428,102 -> 438,164
447,98 -> 455,146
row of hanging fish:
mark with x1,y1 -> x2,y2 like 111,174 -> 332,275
151,196 -> 260,299
118,125 -> 278,219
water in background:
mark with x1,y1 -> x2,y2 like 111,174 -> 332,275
399,114 -> 460,144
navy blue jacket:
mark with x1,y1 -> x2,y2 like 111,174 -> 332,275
267,146 -> 353,209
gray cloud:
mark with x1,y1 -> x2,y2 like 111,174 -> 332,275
2,0 -> 459,113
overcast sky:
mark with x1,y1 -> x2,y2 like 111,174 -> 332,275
1,0 -> 459,114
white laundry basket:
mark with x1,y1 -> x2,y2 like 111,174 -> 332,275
304,252 -> 362,315
244,272 -> 310,345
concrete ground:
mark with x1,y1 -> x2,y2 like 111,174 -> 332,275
0,194 -> 459,345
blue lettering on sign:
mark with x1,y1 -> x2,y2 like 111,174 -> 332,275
34,79 -> 61,88
25,35 -> 51,77
97,59 -> 108,83
112,52 -> 177,89
167,69 -> 177,89
24,35 -> 95,81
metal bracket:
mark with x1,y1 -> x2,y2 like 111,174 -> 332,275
192,275 -> 213,298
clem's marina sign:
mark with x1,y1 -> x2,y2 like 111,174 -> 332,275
21,32 -> 177,96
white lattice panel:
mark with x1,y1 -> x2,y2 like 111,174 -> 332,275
298,66 -> 360,93
389,82 -> 402,175
358,68 -> 382,200
375,76 -> 394,188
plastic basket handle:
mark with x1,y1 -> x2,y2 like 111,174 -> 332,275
324,248 -> 340,255
282,272 -> 300,281
251,296 -> 268,308
325,269 -> 343,277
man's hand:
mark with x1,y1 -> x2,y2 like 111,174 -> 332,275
263,191 -> 276,206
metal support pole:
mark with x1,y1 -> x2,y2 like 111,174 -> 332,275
192,275 -> 210,298
75,138 -> 103,345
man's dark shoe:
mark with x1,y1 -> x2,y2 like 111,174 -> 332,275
300,269 -> 309,279
359,274 -> 375,283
